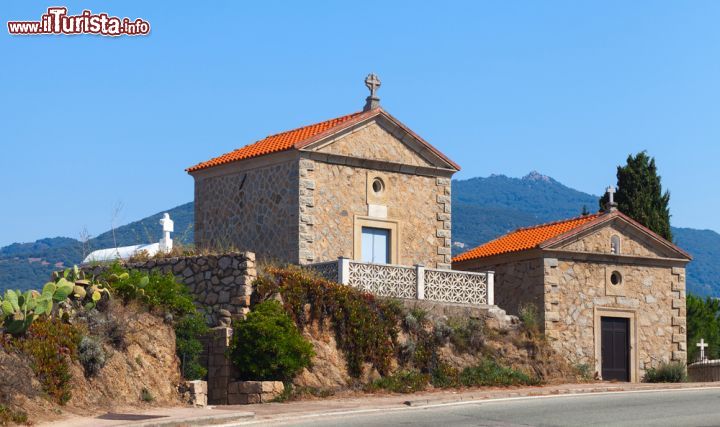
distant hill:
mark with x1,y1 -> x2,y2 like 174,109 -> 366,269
452,172 -> 599,248
1,175 -> 718,296
0,203 -> 193,293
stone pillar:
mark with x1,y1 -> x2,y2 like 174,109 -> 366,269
671,267 -> 687,362
207,327 -> 235,404
299,158 -> 316,264
436,177 -> 452,270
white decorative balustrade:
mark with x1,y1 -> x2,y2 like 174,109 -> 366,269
307,258 -> 494,306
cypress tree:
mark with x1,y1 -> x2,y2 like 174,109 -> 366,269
600,151 -> 672,241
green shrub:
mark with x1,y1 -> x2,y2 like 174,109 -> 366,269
103,263 -> 195,316
431,361 -> 460,388
10,318 -> 82,405
0,404 -> 27,426
255,267 -> 401,377
459,359 -> 539,387
103,317 -> 127,350
574,363 -> 593,381
448,317 -> 485,353
518,304 -> 540,333
644,361 -> 687,383
369,369 -> 429,393
78,336 -> 106,378
230,300 -> 314,381
103,264 -> 209,380
175,313 -> 209,380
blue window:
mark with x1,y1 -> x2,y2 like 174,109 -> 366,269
361,227 -> 390,264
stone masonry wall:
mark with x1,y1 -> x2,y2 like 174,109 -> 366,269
85,253 -> 257,327
306,160 -> 451,268
560,223 -> 667,258
457,258 -> 545,319
319,121 -> 434,167
545,258 -> 686,379
193,160 -> 300,263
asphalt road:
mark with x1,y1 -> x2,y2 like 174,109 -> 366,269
271,388 -> 720,427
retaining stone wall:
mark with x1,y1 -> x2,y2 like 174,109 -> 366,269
84,252 -> 256,327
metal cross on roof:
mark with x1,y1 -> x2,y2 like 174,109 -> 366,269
365,73 -> 381,97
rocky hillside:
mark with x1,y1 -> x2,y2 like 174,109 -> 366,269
2,173 -> 718,296
0,300 -> 183,424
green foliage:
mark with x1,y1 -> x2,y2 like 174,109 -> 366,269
230,300 -> 314,381
600,151 -> 672,241
574,363 -> 593,382
103,264 -> 208,380
0,266 -> 110,336
518,304 -> 540,333
643,361 -> 687,383
430,361 -> 460,388
369,369 -> 429,393
256,267 -> 401,378
448,317 -> 485,354
9,318 -> 82,405
0,404 -> 28,426
459,359 -> 539,387
103,263 -> 194,316
78,336 -> 106,378
175,313 -> 209,380
687,294 -> 720,362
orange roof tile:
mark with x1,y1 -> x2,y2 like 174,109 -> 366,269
187,111 -> 365,172
452,213 -> 603,262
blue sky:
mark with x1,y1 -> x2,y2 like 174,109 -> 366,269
1,1 -> 719,247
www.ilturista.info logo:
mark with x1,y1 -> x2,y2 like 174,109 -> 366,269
7,7 -> 150,36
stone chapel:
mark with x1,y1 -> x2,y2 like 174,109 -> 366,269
453,196 -> 692,382
187,75 -> 460,269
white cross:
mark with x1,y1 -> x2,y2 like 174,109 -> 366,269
159,213 -> 174,253
365,73 -> 381,98
697,338 -> 708,361
606,186 -> 616,205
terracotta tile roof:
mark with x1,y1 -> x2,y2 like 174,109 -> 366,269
453,213 -> 603,262
187,111 -> 365,172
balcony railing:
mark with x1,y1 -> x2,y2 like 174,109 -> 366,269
308,258 -> 494,306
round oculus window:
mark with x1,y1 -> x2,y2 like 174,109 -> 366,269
610,271 -> 622,286
372,177 -> 385,194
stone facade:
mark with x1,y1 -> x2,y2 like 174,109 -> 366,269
465,257 -> 545,322
189,113 -> 458,269
454,217 -> 690,382
318,121 -> 434,167
545,259 -> 686,380
306,160 -> 451,268
85,253 -> 256,327
194,158 -> 300,261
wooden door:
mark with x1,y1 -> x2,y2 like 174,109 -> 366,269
601,317 -> 630,381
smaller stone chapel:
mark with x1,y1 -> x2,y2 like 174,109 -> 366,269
187,74 -> 459,269
453,193 -> 692,382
